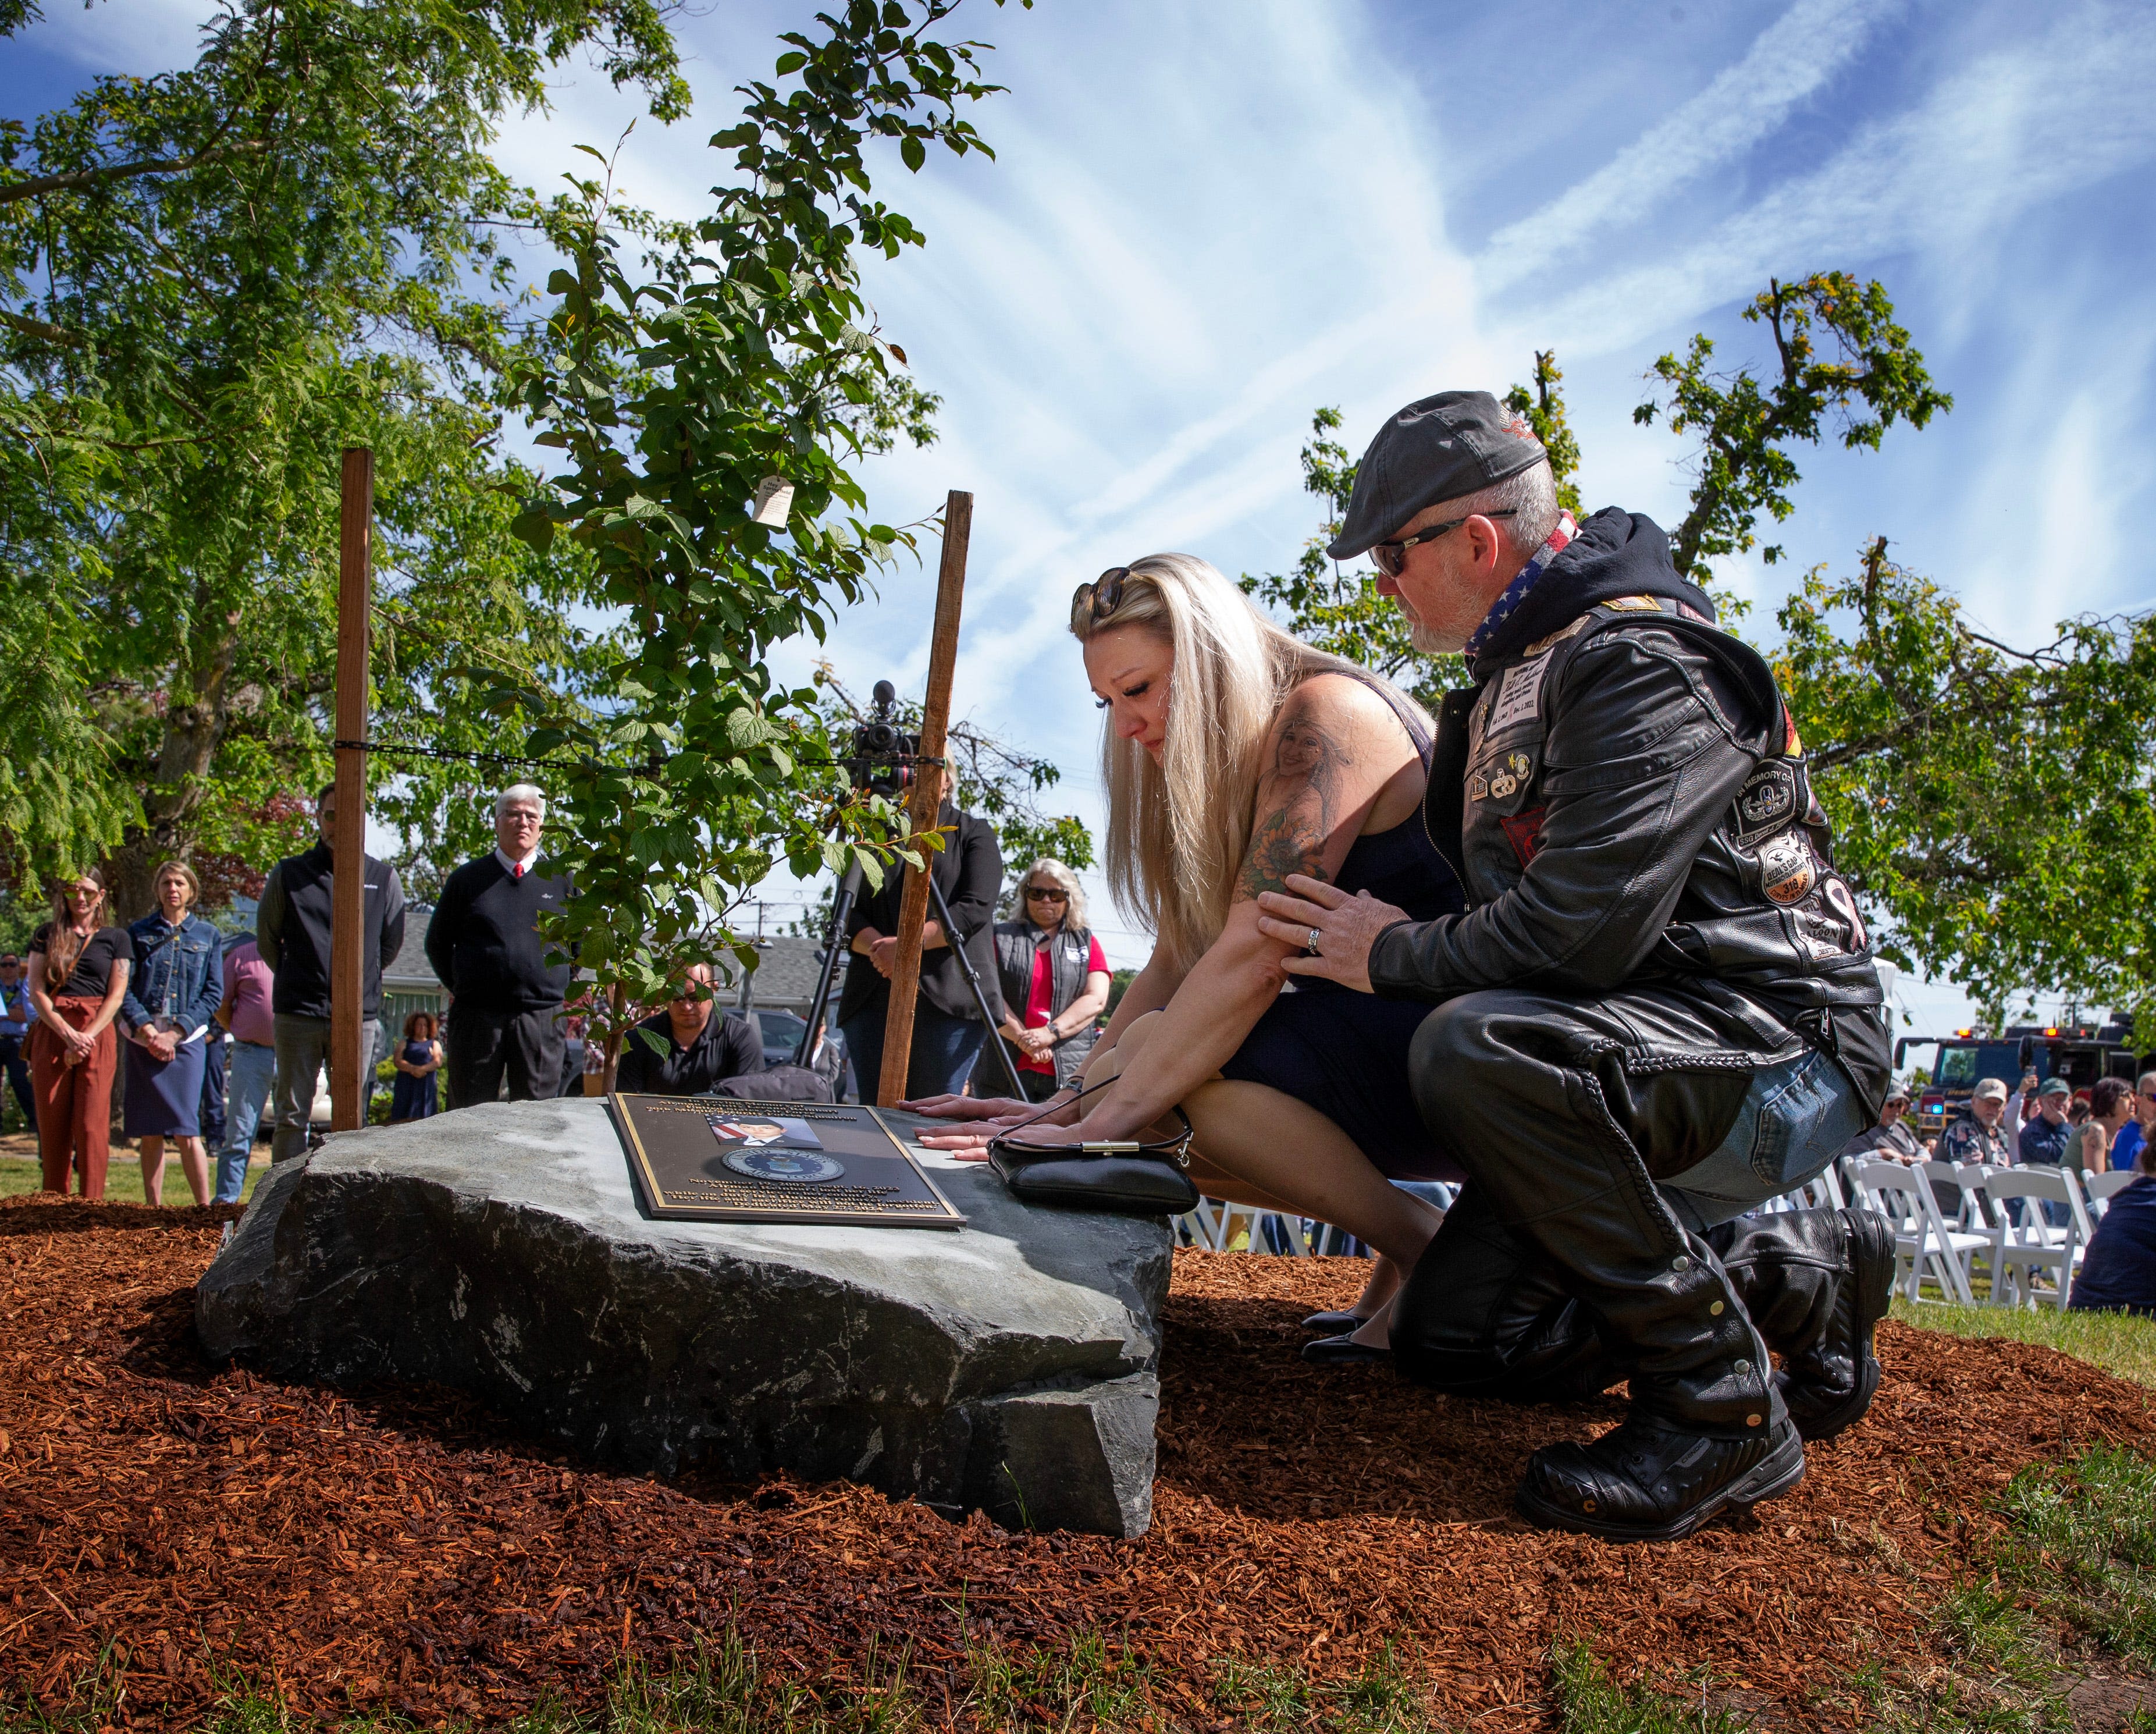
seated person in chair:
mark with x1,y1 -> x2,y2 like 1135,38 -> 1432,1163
613,964 -> 763,1096
2070,1140 -> 2156,1316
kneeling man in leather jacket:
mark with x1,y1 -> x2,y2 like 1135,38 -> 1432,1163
1255,390 -> 1897,1543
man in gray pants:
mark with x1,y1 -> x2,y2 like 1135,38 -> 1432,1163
256,783 -> 407,1161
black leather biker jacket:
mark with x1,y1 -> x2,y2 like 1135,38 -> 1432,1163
1366,513 -> 1891,1113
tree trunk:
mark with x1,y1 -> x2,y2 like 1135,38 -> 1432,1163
104,617 -> 242,922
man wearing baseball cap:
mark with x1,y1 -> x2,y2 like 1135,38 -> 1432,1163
1254,390 -> 1894,1541
1941,1076 -> 2013,1169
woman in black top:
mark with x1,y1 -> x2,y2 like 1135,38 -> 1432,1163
25,868 -> 132,1200
835,767 -> 1005,1101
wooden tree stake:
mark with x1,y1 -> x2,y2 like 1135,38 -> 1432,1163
878,490 -> 973,1106
329,446 -> 372,1132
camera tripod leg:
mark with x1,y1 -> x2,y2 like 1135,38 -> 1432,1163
926,872 -> 1029,1101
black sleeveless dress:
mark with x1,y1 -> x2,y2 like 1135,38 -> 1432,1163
1216,674 -> 1469,1182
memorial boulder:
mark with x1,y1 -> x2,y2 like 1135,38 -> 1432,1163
196,1098 -> 1171,1536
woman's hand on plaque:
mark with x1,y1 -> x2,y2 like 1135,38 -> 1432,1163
901,1093 -> 1030,1120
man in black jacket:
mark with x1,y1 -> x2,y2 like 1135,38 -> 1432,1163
1255,391 -> 1894,1543
835,769 -> 1004,1101
257,783 -> 407,1161
425,785 -> 571,1110
613,962 -> 763,1096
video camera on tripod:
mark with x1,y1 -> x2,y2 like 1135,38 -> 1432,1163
792,681 -> 1023,1097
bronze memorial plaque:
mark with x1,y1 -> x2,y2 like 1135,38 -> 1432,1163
610,1094 -> 967,1230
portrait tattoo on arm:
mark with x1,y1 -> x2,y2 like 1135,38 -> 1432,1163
1234,702 -> 1350,901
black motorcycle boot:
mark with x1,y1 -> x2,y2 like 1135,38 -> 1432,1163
1515,1410 -> 1806,1542
1709,1207 -> 1895,1442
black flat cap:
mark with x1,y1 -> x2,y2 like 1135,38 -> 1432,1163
1326,390 -> 1548,560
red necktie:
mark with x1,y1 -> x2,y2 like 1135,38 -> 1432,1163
513,862 -> 524,879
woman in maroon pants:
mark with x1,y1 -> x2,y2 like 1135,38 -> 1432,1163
26,869 -> 131,1200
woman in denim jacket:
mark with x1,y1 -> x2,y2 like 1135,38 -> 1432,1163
120,860 -> 224,1206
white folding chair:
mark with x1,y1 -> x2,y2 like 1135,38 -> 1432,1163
1767,1166 -> 1847,1212
2083,1169 -> 2140,1219
1952,1163 -> 2006,1232
1982,1166 -> 2089,1309
1850,1158 -> 1988,1304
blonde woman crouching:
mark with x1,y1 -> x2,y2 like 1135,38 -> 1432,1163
909,555 -> 1468,1360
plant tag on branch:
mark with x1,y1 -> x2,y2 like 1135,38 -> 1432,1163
752,477 -> 794,527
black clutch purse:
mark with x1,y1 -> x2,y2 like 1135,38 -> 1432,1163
987,1107 -> 1200,1217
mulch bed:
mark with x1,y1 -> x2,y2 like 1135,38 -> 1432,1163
3,1196 -> 2153,1730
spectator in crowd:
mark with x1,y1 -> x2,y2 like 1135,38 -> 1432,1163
2004,1068 -> 2037,1131
2111,1072 -> 2156,1172
2020,1075 -> 2075,1167
2068,1134 -> 2156,1316
992,859 -> 1113,1104
257,782 -> 407,1163
119,861 -> 223,1207
2083,1077 -> 2135,1174
213,933 -> 276,1203
806,1018 -> 849,1099
2018,1074 -> 2077,1226
837,767 -> 1004,1100
425,785 -> 571,1110
0,951 -> 36,1134
389,1011 -> 444,1122
198,1008 -> 227,1177
1840,1081 -> 1926,1162
24,869 -> 131,1199
613,963 -> 762,1096
1941,1076 -> 2014,1168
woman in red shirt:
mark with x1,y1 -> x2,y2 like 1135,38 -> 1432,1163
992,860 -> 1113,1103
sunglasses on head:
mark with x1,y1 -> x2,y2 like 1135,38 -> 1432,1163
1070,566 -> 1131,629
1368,507 -> 1518,578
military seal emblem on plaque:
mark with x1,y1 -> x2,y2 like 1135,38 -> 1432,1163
722,1147 -> 846,1184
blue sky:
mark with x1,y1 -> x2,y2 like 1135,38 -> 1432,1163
10,0 -> 2156,1031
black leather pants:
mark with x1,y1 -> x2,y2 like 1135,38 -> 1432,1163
1391,983 -> 1868,1438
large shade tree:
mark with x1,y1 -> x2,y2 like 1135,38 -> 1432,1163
1250,273 -> 2156,1029
0,0 -> 691,916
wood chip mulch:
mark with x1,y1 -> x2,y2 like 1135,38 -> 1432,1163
3,1195 -> 2153,1729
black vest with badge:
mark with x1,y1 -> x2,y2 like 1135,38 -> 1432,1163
1424,592 -> 1889,1106
992,918 -> 1102,1088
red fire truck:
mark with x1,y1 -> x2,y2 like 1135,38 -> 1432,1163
1895,1022 -> 2154,1143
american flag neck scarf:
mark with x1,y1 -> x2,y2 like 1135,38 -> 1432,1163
1463,511 -> 1578,665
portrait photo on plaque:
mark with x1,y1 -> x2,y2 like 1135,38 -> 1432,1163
611,1093 -> 966,1230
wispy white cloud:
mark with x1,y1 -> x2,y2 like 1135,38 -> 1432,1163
1479,0 -> 1898,293
1510,2 -> 2156,364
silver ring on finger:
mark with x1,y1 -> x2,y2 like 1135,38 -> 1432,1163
1306,926 -> 1322,957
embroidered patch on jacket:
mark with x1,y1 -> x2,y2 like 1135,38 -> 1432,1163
1469,772 -> 1490,800
1500,806 -> 1547,866
1522,615 -> 1592,657
1730,760 -> 1798,844
1756,831 -> 1817,906
1488,652 -> 1551,734
1603,595 -> 1666,612
1782,709 -> 1804,756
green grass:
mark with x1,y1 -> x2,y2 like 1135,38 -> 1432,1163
0,1152 -> 266,1205
1,1630 -> 1467,1734
1547,1643 -> 1753,1734
1891,1295 -> 2156,1388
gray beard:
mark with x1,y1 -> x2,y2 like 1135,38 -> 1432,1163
1410,619 -> 1470,656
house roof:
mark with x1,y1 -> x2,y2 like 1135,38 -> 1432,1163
382,914 -> 443,992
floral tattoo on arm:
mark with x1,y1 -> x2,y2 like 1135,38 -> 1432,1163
1235,702 -> 1350,901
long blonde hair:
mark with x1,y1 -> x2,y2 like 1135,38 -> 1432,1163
1072,553 -> 1400,975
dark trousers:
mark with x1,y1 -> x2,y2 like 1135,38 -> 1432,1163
0,1033 -> 34,1132
445,1004 -> 565,1110
198,1033 -> 227,1150
1392,983 -> 1869,1438
838,1003 -> 986,1103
